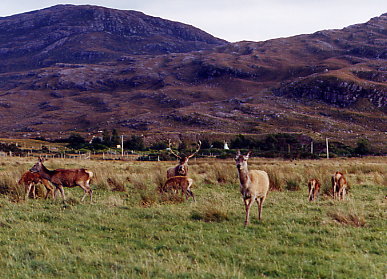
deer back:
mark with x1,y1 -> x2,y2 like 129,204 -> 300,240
50,168 -> 91,187
248,170 -> 270,197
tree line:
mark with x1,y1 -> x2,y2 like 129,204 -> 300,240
0,132 -> 376,159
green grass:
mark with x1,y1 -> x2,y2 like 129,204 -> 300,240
0,157 -> 386,278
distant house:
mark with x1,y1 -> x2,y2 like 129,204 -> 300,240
224,141 -> 229,150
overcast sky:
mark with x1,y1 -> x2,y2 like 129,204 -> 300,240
1,0 -> 386,42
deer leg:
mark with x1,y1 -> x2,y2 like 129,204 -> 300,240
31,184 -> 36,199
187,189 -> 195,201
25,183 -> 33,200
256,196 -> 266,220
308,187 -> 314,201
56,185 -> 66,202
79,183 -> 92,202
244,198 -> 254,226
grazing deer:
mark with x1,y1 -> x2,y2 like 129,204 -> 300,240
159,176 -> 195,201
29,157 -> 93,202
332,171 -> 343,199
166,140 -> 201,178
307,178 -> 320,201
19,171 -> 55,200
235,151 -> 270,226
336,176 -> 348,200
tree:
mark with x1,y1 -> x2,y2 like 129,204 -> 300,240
354,138 -> 371,156
150,141 -> 167,150
102,129 -> 111,146
211,140 -> 224,149
67,134 -> 86,149
111,129 -> 120,147
124,135 -> 145,151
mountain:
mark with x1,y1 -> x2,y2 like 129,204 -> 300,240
0,4 -> 226,72
0,5 -> 385,150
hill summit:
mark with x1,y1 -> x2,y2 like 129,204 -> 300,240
0,4 -> 226,72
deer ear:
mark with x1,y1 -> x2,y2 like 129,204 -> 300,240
38,156 -> 44,163
246,151 -> 252,159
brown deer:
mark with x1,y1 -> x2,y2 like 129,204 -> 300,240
166,140 -> 201,178
332,171 -> 343,199
307,178 -> 320,201
19,171 -> 55,200
29,157 -> 93,202
159,176 -> 195,201
336,176 -> 348,200
235,151 -> 270,226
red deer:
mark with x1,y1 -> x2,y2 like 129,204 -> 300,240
332,171 -> 343,199
166,140 -> 201,178
336,176 -> 348,200
29,157 -> 93,202
235,151 -> 269,226
159,176 -> 195,201
307,178 -> 320,201
19,171 -> 55,200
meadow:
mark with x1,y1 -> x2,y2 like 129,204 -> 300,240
0,156 -> 385,278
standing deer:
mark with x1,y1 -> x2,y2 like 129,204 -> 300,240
159,176 -> 195,201
19,171 -> 55,200
166,140 -> 201,178
235,151 -> 270,226
332,171 -> 343,199
29,157 -> 93,202
336,176 -> 348,200
307,178 -> 320,202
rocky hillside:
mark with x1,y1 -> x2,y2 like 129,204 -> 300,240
0,6 -> 385,150
0,5 -> 226,72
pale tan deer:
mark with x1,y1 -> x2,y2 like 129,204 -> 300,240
166,140 -> 201,178
235,151 -> 270,226
159,176 -> 195,201
29,157 -> 93,202
307,178 -> 320,202
332,171 -> 343,199
19,170 -> 55,200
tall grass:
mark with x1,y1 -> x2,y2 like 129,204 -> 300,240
0,156 -> 385,278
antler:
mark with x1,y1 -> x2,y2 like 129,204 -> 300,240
168,139 -> 181,159
187,140 -> 201,159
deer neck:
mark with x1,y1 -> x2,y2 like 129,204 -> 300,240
237,167 -> 250,188
38,164 -> 56,180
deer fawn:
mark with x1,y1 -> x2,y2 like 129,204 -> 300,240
19,171 -> 55,200
159,176 -> 195,201
307,178 -> 320,201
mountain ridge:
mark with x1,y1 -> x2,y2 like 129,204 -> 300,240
0,5 -> 385,150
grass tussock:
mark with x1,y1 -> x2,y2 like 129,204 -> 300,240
107,177 -> 126,192
191,206 -> 229,223
328,210 -> 366,227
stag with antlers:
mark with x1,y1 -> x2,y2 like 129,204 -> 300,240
166,140 -> 201,178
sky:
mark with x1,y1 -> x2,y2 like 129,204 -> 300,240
1,0 -> 386,42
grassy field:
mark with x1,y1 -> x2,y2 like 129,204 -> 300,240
0,156 -> 385,278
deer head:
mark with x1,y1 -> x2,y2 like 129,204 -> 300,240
30,157 -> 45,173
168,140 -> 201,165
235,150 -> 252,170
